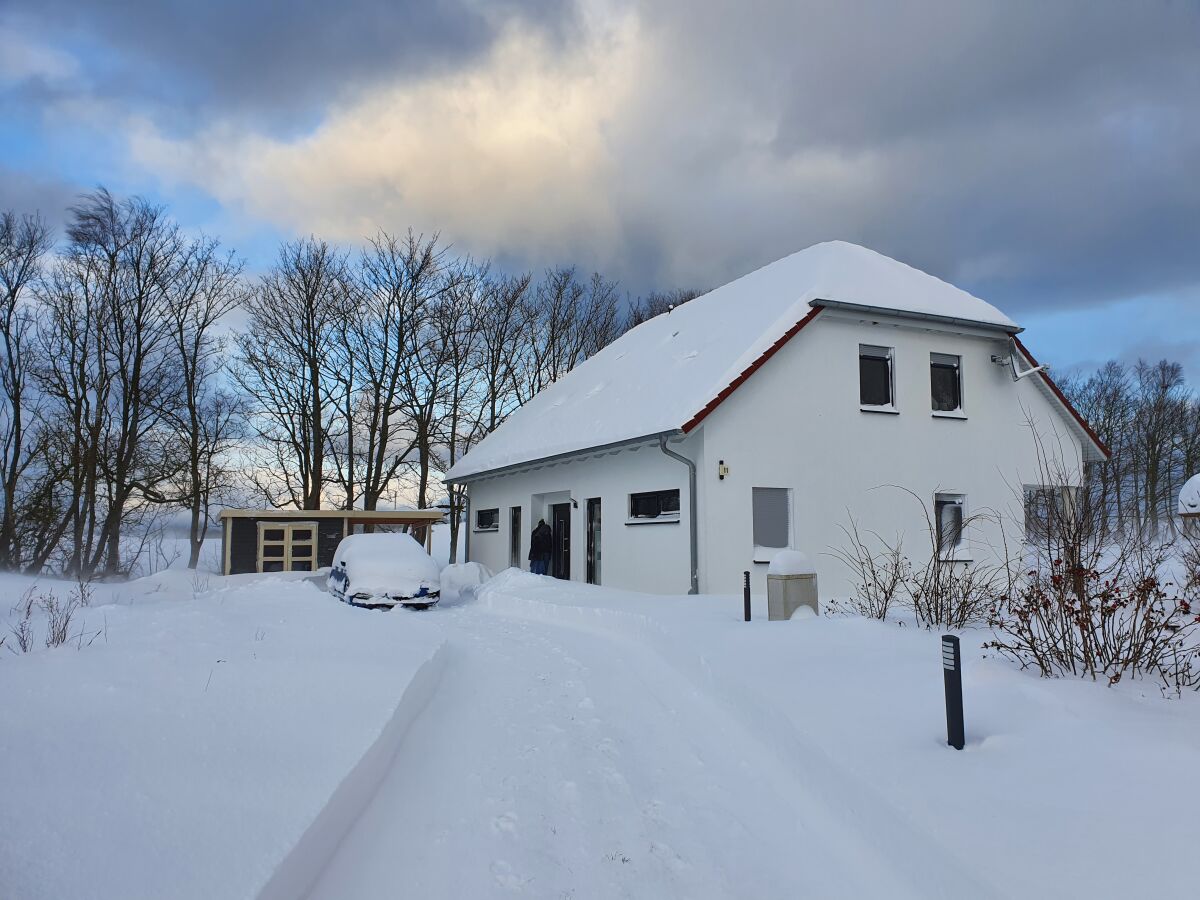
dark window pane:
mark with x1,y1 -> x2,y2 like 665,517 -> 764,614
476,508 -> 499,530
630,490 -> 679,518
262,544 -> 285,558
510,507 -> 522,567
931,362 -> 960,411
290,544 -> 312,558
860,355 -> 891,405
936,499 -> 963,555
290,529 -> 312,541
290,561 -> 313,572
262,528 -> 285,542
752,487 -> 790,548
262,560 -> 284,572
630,492 -> 659,518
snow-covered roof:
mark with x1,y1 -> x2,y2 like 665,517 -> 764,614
1180,475 -> 1200,516
447,241 -> 1019,481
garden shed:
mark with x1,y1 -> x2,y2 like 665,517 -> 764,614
218,509 -> 445,576
1180,475 -> 1200,519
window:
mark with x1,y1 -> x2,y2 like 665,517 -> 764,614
509,507 -> 521,567
1023,485 -> 1071,543
859,344 -> 894,407
930,353 -> 962,412
935,494 -> 965,557
257,521 -> 317,573
629,489 -> 680,521
752,487 -> 791,552
475,508 -> 499,532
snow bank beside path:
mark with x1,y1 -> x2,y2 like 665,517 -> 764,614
474,571 -> 1200,899
0,573 -> 446,900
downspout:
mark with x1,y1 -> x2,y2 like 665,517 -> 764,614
659,434 -> 699,594
463,491 -> 471,563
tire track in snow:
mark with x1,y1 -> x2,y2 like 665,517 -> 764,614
303,605 -> 993,899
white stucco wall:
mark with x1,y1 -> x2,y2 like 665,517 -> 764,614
462,438 -> 699,594
460,309 -> 1086,602
696,310 -> 1085,598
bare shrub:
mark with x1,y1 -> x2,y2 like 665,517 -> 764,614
988,425 -> 1200,692
40,589 -> 80,648
828,493 -> 1003,629
827,516 -> 908,620
905,554 -> 1004,631
74,577 -> 93,608
987,549 -> 1199,692
897,488 -> 1003,629
191,571 -> 211,597
9,584 -> 37,653
1179,527 -> 1200,593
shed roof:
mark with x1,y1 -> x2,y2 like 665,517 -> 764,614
219,508 -> 444,523
446,241 -> 1093,481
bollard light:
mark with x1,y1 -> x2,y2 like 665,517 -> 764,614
743,570 -> 751,622
941,635 -> 965,750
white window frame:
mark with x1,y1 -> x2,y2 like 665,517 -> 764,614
859,344 -> 897,413
752,487 -> 793,563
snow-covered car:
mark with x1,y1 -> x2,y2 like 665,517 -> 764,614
327,532 -> 441,609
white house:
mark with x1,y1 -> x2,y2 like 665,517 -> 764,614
446,241 -> 1108,599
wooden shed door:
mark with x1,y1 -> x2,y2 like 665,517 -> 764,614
257,522 -> 317,573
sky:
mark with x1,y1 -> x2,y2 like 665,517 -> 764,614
1,0 -> 1198,379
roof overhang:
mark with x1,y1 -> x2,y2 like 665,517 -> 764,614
218,508 -> 445,523
809,298 -> 1022,335
445,431 -> 683,485
1011,337 -> 1110,462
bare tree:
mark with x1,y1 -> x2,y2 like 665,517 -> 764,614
234,238 -> 349,509
164,239 -> 246,567
0,211 -> 51,569
439,271 -> 533,559
326,231 -> 445,512
33,190 -> 188,576
626,287 -> 706,329
521,267 -> 623,400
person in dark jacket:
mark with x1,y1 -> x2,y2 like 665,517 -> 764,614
529,519 -> 553,575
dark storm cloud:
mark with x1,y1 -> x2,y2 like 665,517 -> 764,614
614,0 -> 1200,313
4,0 -> 578,130
0,166 -> 80,234
4,0 -> 1198,326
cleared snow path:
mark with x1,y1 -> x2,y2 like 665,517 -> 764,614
304,601 -> 992,899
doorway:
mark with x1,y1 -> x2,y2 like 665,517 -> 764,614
509,506 -> 522,568
551,502 -> 571,580
586,498 -> 601,585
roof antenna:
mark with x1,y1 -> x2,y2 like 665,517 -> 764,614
991,339 -> 1046,382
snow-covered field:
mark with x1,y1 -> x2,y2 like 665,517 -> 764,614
2,564 -> 1197,899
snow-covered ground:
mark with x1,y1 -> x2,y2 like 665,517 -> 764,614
0,570 -> 445,900
2,565 -> 1197,899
